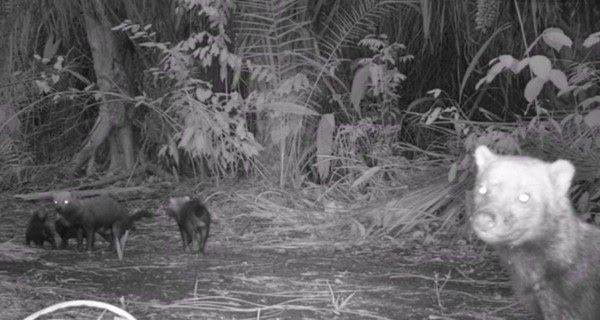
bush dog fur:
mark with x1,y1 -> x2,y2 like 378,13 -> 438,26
471,145 -> 600,319
166,196 -> 211,254
54,215 -> 82,250
54,216 -> 111,250
25,210 -> 57,249
53,191 -> 151,253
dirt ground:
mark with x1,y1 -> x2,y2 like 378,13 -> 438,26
0,188 -> 531,320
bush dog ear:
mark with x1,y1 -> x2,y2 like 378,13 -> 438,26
474,145 -> 497,172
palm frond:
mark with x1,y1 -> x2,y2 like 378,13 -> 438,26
234,0 -> 316,82
317,0 -> 416,59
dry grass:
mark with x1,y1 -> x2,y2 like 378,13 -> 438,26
150,285 -> 390,320
0,240 -> 40,262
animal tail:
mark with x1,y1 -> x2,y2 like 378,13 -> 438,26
113,210 -> 153,239
126,210 -> 153,230
130,209 -> 153,221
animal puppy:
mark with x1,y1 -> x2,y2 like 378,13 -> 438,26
54,216 -> 111,250
53,191 -> 152,253
166,196 -> 211,254
471,145 -> 600,319
54,215 -> 82,250
25,210 -> 57,249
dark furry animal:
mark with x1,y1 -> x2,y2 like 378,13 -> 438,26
471,145 -> 600,320
54,216 -> 82,250
166,196 -> 211,254
53,191 -> 152,253
25,210 -> 56,249
54,216 -> 112,250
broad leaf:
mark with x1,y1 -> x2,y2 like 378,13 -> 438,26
178,126 -> 195,148
316,113 -> 335,180
524,76 -> 546,103
529,55 -> 552,80
497,55 -> 516,69
448,163 -> 457,182
351,65 -> 371,115
583,31 -> 600,48
43,34 -> 61,60
583,108 -> 600,127
548,69 -> 568,90
368,64 -> 384,96
425,107 -> 441,125
485,58 -> 507,81
542,28 -> 573,51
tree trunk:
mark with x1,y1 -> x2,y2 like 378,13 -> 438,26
0,6 -> 23,171
71,0 -> 135,175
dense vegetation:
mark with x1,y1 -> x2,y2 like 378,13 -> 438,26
1,0 -> 600,236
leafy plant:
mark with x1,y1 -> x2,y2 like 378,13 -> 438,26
0,137 -> 32,189
233,0 -> 325,187
477,28 -> 600,110
470,26 -> 600,216
350,34 -> 413,123
114,1 -> 263,177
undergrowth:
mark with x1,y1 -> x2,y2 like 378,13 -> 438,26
1,1 -> 600,241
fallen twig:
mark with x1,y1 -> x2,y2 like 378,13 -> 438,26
13,186 -> 153,201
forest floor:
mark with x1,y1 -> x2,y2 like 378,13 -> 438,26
0,182 -> 531,320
